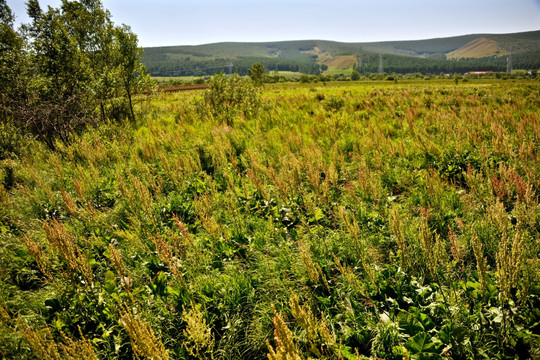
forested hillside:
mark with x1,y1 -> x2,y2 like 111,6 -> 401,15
142,31 -> 540,77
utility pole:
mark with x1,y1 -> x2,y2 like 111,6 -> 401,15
378,53 -> 384,74
506,51 -> 512,73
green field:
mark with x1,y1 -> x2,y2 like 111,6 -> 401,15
153,71 -> 303,85
1,78 -> 540,359
153,76 -> 205,83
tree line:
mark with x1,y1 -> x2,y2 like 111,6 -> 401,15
143,50 -> 540,78
354,52 -> 540,75
143,56 -> 326,77
0,0 -> 151,149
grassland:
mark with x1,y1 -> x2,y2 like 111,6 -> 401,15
321,55 -> 357,75
153,76 -> 205,84
1,78 -> 539,359
152,71 -> 303,85
447,38 -> 509,59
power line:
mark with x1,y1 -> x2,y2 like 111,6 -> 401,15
506,50 -> 512,73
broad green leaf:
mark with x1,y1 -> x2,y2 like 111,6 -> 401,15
167,286 -> 180,297
486,283 -> 497,296
405,332 -> 437,354
488,307 -> 503,323
438,324 -> 453,344
54,317 -> 66,331
392,345 -> 409,357
399,311 -> 424,336
314,208 -> 324,221
105,270 -> 116,283
338,345 -> 359,360
104,280 -> 116,294
104,270 -> 117,294
411,309 -> 436,332
416,313 -> 435,331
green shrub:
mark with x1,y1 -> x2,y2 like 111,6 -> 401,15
323,95 -> 345,111
201,73 -> 260,125
0,121 -> 25,160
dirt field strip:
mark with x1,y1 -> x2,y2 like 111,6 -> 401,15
158,84 -> 210,92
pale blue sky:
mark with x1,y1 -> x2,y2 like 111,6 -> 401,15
6,0 -> 540,47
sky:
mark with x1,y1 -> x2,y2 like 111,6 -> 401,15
6,0 -> 540,47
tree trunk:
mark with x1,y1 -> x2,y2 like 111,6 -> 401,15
126,83 -> 135,122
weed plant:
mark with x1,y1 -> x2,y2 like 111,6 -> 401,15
0,78 -> 539,359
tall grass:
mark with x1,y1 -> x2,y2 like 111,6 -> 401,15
0,79 -> 539,359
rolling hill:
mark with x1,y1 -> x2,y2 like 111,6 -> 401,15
447,38 -> 508,59
142,30 -> 540,77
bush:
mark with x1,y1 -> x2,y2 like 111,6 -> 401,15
323,95 -> 345,111
201,73 -> 260,125
0,121 -> 25,160
8,94 -> 95,149
299,74 -> 311,83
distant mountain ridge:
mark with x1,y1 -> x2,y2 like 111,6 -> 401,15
142,30 -> 540,77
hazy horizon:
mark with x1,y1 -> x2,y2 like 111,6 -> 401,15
137,29 -> 540,49
6,0 -> 540,47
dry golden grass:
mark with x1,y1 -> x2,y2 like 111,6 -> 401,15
119,307 -> 170,360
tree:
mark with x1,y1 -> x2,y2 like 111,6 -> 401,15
0,0 -> 19,61
248,62 -> 266,86
114,24 -> 153,121
0,0 -> 28,157
1,0 -> 153,147
15,0 -> 103,146
351,70 -> 360,81
0,0 -> 25,117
